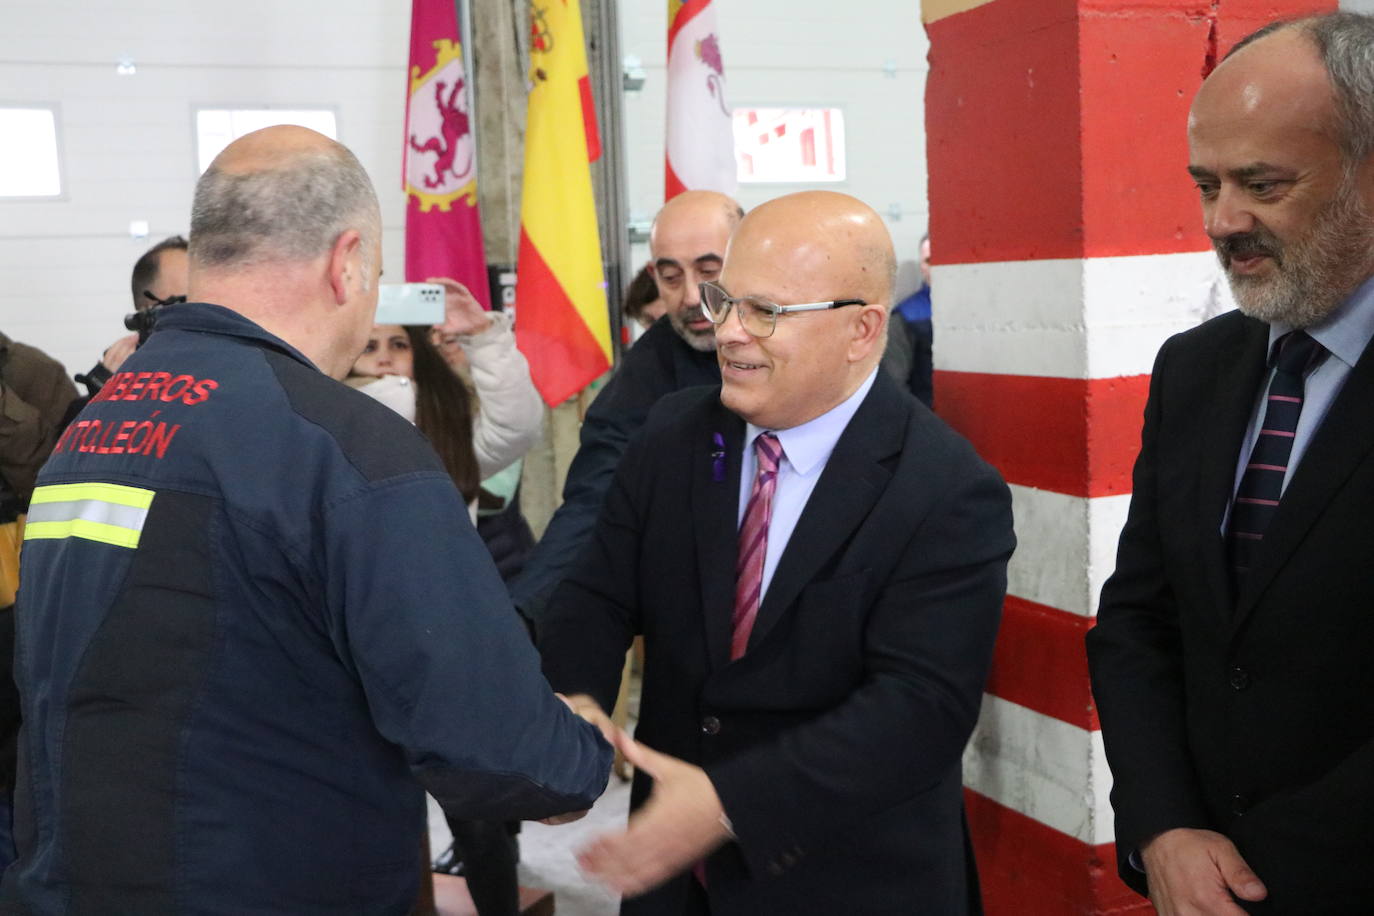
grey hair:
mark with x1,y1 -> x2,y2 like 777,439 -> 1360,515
1307,13 -> 1374,162
1229,13 -> 1374,163
189,144 -> 380,271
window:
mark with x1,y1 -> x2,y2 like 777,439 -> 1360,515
733,108 -> 845,184
0,107 -> 62,198
194,108 -> 338,173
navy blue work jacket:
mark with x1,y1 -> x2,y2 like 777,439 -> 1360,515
2,303 -> 609,914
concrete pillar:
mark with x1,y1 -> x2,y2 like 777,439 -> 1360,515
470,0 -> 526,265
921,0 -> 1332,912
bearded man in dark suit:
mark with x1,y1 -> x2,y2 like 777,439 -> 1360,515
539,190 -> 1015,915
1088,13 -> 1374,915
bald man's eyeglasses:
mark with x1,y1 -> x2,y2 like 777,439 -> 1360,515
698,280 -> 866,339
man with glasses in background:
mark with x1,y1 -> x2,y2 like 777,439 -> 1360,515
539,190 -> 1015,915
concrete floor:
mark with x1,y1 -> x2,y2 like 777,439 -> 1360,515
427,773 -> 633,916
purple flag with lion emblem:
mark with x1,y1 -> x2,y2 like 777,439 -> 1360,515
404,0 -> 490,305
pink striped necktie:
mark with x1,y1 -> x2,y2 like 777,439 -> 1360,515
1227,330 -> 1327,583
732,432 -> 783,661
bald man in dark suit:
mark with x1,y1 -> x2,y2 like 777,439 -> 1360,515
540,190 -> 1014,915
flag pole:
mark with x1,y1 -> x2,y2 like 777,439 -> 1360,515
584,0 -> 630,364
456,0 -> 478,178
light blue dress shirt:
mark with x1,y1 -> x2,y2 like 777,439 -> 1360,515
1227,274 -> 1374,524
737,369 -> 879,602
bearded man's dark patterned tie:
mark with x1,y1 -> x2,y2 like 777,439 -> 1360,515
1227,330 -> 1328,582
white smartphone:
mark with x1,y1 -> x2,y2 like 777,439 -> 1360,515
375,283 -> 444,325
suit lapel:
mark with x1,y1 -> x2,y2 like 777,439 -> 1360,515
744,375 -> 904,655
693,402 -> 745,670
1235,333 -> 1374,624
1197,319 -> 1270,620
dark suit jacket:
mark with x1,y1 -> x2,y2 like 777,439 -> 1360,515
1087,310 -> 1374,914
541,373 -> 1014,915
512,318 -> 929,623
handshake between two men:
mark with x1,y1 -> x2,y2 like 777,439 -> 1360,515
551,694 -> 736,900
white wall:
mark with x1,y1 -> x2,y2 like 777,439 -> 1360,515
0,0 -> 411,376
0,0 -> 931,377
619,1 -> 930,294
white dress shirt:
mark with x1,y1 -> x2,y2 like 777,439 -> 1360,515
736,369 -> 878,601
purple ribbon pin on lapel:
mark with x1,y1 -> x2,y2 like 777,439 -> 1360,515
711,432 -> 726,483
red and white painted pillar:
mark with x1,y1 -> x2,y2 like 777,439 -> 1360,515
921,0 -> 1332,912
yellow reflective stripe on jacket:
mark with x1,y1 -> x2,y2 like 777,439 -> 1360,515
24,483 -> 155,549
29,482 -> 154,510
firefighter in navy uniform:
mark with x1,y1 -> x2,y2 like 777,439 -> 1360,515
1,126 -> 611,914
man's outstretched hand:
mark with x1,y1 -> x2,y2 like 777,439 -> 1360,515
1141,827 -> 1267,916
576,731 -> 732,897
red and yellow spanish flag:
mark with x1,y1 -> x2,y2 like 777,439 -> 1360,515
515,1 -> 611,407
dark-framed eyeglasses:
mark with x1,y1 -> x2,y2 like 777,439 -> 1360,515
698,280 -> 866,339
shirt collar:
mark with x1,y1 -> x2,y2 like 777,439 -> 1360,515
1268,273 -> 1374,370
746,369 -> 879,477
152,302 -> 320,371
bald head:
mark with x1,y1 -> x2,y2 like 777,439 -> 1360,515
1193,28 -> 1335,155
650,190 -> 744,245
714,191 -> 894,430
649,190 -> 744,351
189,125 -> 381,272
214,123 -> 339,171
187,126 -> 385,380
1221,13 -> 1374,163
730,191 -> 896,313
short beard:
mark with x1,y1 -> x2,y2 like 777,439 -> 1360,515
668,309 -> 718,352
1217,175 -> 1374,329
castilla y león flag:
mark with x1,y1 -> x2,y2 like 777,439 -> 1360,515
515,0 -> 611,407
665,0 -> 736,200
404,0 -> 490,303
